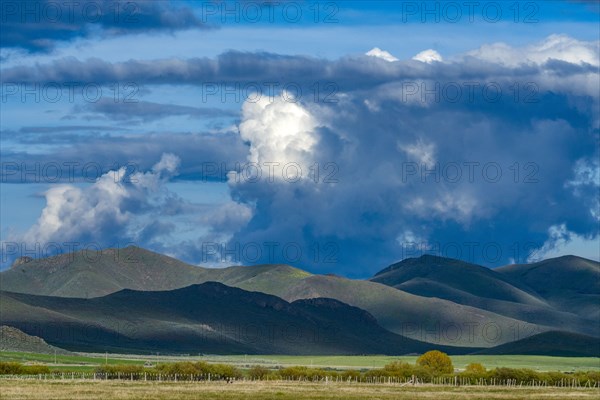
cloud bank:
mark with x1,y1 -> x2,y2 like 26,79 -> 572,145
2,35 -> 599,274
1,0 -> 208,53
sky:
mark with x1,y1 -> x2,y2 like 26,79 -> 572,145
0,0 -> 599,277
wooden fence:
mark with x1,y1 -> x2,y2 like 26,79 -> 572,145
1,373 -> 599,388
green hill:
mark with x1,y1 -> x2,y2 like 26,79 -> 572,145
2,247 -> 598,349
0,283 -> 471,355
269,274 -> 547,348
1,246 -> 311,299
496,255 -> 600,320
1,247 -> 534,347
368,255 -> 599,339
372,255 -> 545,305
196,263 -> 313,298
1,247 -> 211,298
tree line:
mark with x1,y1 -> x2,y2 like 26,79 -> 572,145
1,351 -> 599,387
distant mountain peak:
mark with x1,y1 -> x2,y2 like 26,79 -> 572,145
541,254 -> 599,266
374,254 -> 471,277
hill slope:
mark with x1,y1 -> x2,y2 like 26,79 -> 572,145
272,274 -> 548,347
496,256 -> 600,320
0,283 -> 470,355
0,325 -> 71,355
368,255 -> 599,339
1,247 -> 212,298
478,331 -> 600,357
0,246 -> 312,299
1,247 -> 539,347
371,255 -> 545,306
2,248 -> 598,347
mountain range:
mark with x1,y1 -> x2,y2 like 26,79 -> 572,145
1,246 -> 598,356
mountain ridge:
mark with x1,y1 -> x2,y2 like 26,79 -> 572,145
0,282 -> 474,355
1,247 -> 598,350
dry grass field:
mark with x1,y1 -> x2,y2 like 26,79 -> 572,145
1,379 -> 598,400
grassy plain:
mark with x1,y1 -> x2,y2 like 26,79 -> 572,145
1,380 -> 599,400
1,351 -> 599,372
196,354 -> 600,371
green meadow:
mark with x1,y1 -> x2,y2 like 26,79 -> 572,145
2,351 -> 598,372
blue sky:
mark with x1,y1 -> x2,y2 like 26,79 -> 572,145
1,1 -> 599,276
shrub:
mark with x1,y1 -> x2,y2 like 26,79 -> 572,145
459,363 -> 487,384
154,362 -> 241,380
416,350 -> 454,375
365,361 -> 434,382
279,366 -> 337,381
155,361 -> 199,376
489,367 -> 540,383
248,365 -> 270,379
23,365 -> 50,374
210,363 -> 242,379
382,361 -> 415,379
280,366 -> 310,380
0,362 -> 50,375
267,371 -> 282,380
580,370 -> 600,384
464,363 -> 486,374
0,362 -> 24,374
412,365 -> 435,381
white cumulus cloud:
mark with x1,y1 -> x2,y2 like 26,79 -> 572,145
466,34 -> 600,67
412,49 -> 443,63
236,93 -> 319,181
366,47 -> 399,62
17,153 -> 181,248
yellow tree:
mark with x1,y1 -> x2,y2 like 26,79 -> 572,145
465,363 -> 486,374
416,350 -> 454,374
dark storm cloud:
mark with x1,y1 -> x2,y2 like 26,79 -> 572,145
220,87 -> 598,275
0,0 -> 210,53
